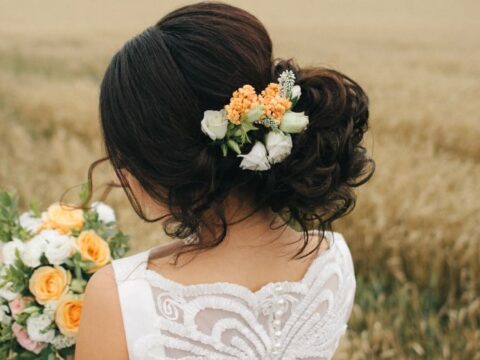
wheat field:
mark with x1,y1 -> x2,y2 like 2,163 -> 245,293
0,0 -> 479,358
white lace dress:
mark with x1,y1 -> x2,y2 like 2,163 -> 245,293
111,230 -> 356,360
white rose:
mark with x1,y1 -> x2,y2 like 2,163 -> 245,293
18,212 -> 42,233
237,141 -> 271,171
291,85 -> 301,100
279,111 -> 309,133
200,109 -> 229,140
26,313 -> 55,343
2,238 -> 26,265
44,232 -> 75,265
21,234 -> 49,268
265,131 -> 293,164
91,201 -> 116,224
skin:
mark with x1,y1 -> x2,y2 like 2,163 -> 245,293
75,173 -> 328,360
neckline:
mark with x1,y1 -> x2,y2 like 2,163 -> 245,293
142,230 -> 340,299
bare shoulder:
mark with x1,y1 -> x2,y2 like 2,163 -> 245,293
75,264 -> 129,360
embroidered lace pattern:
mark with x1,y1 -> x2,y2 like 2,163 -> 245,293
112,231 -> 356,360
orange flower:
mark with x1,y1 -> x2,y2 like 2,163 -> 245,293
39,203 -> 84,234
29,266 -> 71,305
55,294 -> 84,337
75,230 -> 111,273
258,83 -> 292,124
225,85 -> 259,124
261,83 -> 281,98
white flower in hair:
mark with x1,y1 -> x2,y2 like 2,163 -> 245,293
280,111 -> 309,133
265,131 -> 292,164
291,85 -> 301,101
200,109 -> 229,140
237,141 -> 271,171
200,69 -> 309,170
278,69 -> 296,98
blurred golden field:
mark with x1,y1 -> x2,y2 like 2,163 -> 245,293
1,0 -> 479,358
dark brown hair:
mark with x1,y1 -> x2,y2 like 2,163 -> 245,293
95,1 -> 374,259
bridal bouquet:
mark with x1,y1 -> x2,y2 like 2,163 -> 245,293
0,190 -> 130,359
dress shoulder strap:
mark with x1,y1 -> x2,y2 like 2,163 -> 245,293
112,249 -> 150,282
111,249 -> 159,359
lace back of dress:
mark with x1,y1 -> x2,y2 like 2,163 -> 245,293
113,231 -> 356,360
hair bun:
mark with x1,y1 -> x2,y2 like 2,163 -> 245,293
261,57 -> 375,231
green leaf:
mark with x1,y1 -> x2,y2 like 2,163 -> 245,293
58,345 -> 75,358
79,182 -> 89,204
21,306 -> 40,314
70,228 -> 81,237
70,278 -> 87,293
227,140 -> 241,154
108,231 -> 131,259
74,260 -> 83,279
0,320 -> 15,343
63,258 -> 75,268
220,143 -> 228,157
35,344 -> 57,360
0,249 -> 32,294
83,210 -> 100,231
241,121 -> 259,133
28,200 -> 41,218
16,312 -> 31,327
0,191 -> 13,207
0,190 -> 22,242
291,96 -> 299,108
39,253 -> 50,266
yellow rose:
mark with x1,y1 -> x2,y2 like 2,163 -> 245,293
41,203 -> 84,234
55,294 -> 84,337
75,230 -> 111,273
29,266 -> 71,305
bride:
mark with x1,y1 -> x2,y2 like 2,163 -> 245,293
75,1 -> 374,359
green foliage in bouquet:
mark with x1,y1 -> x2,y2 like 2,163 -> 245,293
0,189 -> 131,359
0,192 -> 31,243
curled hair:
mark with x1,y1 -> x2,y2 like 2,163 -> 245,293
95,1 -> 375,260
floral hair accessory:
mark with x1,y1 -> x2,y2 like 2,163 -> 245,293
200,70 -> 309,171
